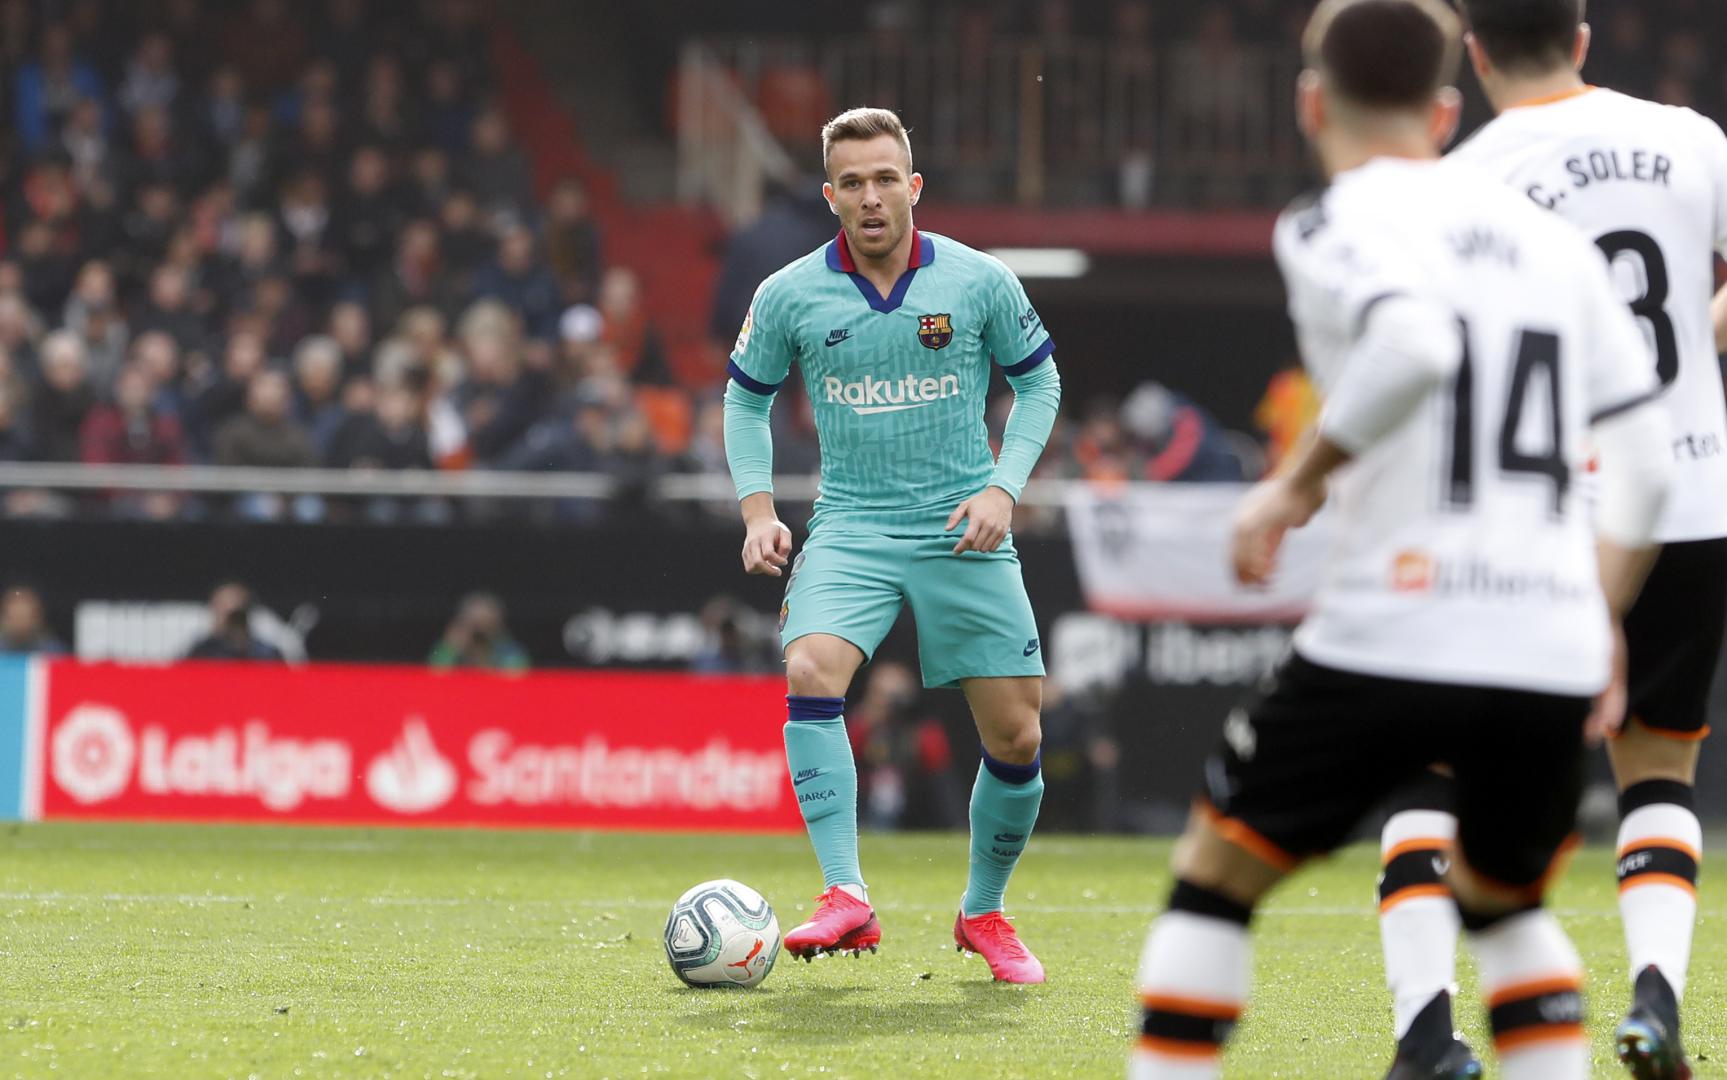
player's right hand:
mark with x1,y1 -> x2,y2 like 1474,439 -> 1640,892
742,519 -> 793,576
1584,621 -> 1630,746
1231,475 -> 1324,586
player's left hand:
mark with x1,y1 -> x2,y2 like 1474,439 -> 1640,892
948,486 -> 1015,554
1231,475 -> 1325,586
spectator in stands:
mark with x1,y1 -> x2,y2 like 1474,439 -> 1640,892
596,267 -> 668,383
545,178 -> 602,304
214,370 -> 316,470
330,146 -> 399,280
405,146 -> 454,220
130,331 -> 188,423
133,264 -> 203,354
460,106 -> 535,222
61,260 -> 127,392
371,220 -> 458,333
118,31 -> 181,118
429,592 -> 529,671
454,302 -> 552,463
29,331 -> 96,463
13,22 -> 103,155
61,96 -> 115,193
328,301 -> 375,383
437,189 -> 496,284
0,586 -> 65,655
200,65 -> 248,152
121,105 -> 206,203
0,295 -> 43,375
327,380 -> 433,472
189,329 -> 268,456
184,581 -> 284,662
1118,381 -> 1247,482
292,336 -> 347,456
421,58 -> 475,156
81,364 -> 185,467
708,179 -> 832,345
15,218 -> 78,320
0,351 -> 32,460
470,226 -> 561,342
222,0 -> 306,98
690,595 -> 779,674
851,660 -> 963,830
358,56 -> 411,155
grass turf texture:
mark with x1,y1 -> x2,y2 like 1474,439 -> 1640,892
0,825 -> 1721,1078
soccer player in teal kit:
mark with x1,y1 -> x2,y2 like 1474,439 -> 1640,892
723,107 -> 1062,982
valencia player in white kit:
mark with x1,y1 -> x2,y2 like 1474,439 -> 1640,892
1127,2 -> 1674,1078
1373,4 -> 1727,1078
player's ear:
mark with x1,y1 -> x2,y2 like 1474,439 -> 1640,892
1295,69 -> 1323,139
1464,33 -> 1491,81
1573,24 -> 1591,71
822,181 -> 838,215
908,172 -> 923,206
1431,86 -> 1463,150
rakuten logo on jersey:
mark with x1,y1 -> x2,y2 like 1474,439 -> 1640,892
49,703 -> 352,810
823,372 -> 960,415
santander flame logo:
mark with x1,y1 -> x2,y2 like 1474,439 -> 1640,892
364,719 -> 457,813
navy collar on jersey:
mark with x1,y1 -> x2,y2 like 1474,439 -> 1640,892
825,227 -> 935,314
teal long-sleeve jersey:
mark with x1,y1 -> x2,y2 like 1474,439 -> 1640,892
723,228 -> 1060,535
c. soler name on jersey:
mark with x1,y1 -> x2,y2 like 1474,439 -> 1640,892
1528,146 -> 1673,209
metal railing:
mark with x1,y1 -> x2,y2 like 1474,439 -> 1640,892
678,36 -> 1306,213
0,462 -> 1089,508
675,41 -> 801,228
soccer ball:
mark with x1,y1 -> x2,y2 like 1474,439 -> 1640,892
663,879 -> 781,988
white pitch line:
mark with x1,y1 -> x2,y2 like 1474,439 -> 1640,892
0,893 -> 1699,922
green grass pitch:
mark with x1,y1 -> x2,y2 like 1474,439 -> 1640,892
0,824 -> 1720,1078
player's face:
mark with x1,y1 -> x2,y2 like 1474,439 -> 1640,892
823,135 -> 923,262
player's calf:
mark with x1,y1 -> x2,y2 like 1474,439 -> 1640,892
1379,773 -> 1473,1076
1131,882 -> 1252,1080
1458,902 -> 1587,1080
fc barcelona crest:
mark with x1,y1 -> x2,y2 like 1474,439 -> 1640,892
917,313 -> 954,350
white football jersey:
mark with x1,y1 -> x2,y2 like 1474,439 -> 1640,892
1274,157 -> 1658,695
1450,87 -> 1727,542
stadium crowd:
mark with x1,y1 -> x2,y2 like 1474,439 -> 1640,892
0,0 -> 1720,523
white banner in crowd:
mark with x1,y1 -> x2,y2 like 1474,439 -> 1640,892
1064,484 -> 1335,623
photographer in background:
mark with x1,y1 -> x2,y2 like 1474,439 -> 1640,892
0,586 -> 66,655
184,581 -> 284,662
429,592 -> 529,672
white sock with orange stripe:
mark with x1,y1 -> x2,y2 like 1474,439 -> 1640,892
1130,880 -> 1252,1080
1378,806 -> 1459,1040
1467,907 -> 1586,1079
1616,779 -> 1701,999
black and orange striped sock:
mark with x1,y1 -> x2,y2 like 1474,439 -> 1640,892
1129,881 -> 1251,1079
1617,779 -> 1700,999
1466,908 -> 1586,1079
1378,781 -> 1460,1041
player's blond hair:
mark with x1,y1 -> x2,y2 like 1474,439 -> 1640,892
820,107 -> 914,178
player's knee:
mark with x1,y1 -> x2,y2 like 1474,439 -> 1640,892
784,651 -> 842,697
1000,724 -> 1042,765
1447,851 -> 1544,920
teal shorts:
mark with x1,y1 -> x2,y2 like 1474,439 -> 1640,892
778,530 -> 1045,690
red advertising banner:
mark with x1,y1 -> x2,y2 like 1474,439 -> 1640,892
37,661 -> 800,831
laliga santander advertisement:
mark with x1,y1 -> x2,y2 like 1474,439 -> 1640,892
37,661 -> 800,831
